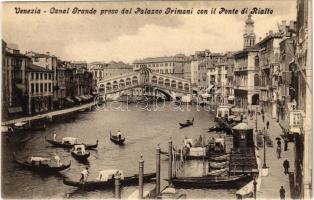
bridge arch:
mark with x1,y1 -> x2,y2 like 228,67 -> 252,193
106,82 -> 111,90
132,76 -> 138,85
113,81 -> 118,89
158,77 -> 164,85
184,83 -> 190,92
171,80 -> 177,89
165,78 -> 170,87
178,82 -> 183,90
126,78 -> 131,86
119,79 -> 125,88
151,76 -> 157,84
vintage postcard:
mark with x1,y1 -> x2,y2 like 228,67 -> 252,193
1,0 -> 312,199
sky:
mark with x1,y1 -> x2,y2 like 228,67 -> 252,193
2,1 -> 297,64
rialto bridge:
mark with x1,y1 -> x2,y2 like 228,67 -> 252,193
97,67 -> 191,98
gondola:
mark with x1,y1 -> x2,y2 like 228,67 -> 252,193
63,172 -> 156,190
71,145 -> 90,161
45,136 -> 98,149
209,154 -> 229,162
160,150 -> 226,160
13,152 -> 71,172
169,175 -> 252,189
208,126 -> 224,132
109,132 -> 125,145
179,118 -> 194,128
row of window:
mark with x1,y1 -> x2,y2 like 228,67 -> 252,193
136,62 -> 175,68
31,72 -> 52,80
30,83 -> 52,94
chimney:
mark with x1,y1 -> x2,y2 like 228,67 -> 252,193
289,21 -> 296,30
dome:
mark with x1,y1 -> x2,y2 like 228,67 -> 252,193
245,14 -> 254,25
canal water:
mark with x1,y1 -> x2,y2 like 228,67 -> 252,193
2,102 -> 236,199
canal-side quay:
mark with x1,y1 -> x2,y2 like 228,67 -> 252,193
2,102 -> 95,126
247,114 -> 295,199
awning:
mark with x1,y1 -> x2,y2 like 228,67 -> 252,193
74,96 -> 82,102
201,93 -> 211,98
65,97 -> 74,103
289,127 -> 301,133
228,96 -> 235,101
8,107 -> 23,113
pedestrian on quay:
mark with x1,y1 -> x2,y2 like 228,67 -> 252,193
248,109 -> 251,116
276,145 -> 282,159
284,137 -> 289,151
283,159 -> 290,175
277,139 -> 282,148
262,114 -> 265,123
261,108 -> 264,115
280,186 -> 286,200
266,120 -> 270,129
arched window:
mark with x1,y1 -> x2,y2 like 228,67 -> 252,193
254,74 -> 260,86
254,55 -> 259,67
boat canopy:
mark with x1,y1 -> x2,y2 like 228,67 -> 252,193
215,138 -> 225,148
216,106 -> 231,118
30,156 -> 51,162
96,169 -> 124,181
62,137 -> 79,144
189,147 -> 206,156
74,144 -> 85,151
14,122 -> 27,127
162,187 -> 176,194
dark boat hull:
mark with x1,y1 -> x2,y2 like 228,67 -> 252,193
110,134 -> 125,145
45,137 -> 98,149
63,172 -> 156,190
13,153 -> 71,173
170,175 -> 252,189
71,151 -> 90,161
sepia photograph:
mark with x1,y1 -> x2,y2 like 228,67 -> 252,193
1,0 -> 312,199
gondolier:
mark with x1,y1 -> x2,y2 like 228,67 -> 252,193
54,153 -> 61,167
80,167 -> 89,183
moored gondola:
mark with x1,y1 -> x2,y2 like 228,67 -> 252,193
179,118 -> 194,128
160,150 -> 227,160
169,175 -> 252,189
109,132 -> 125,145
45,136 -> 98,149
13,152 -> 71,172
63,170 -> 156,190
71,145 -> 90,161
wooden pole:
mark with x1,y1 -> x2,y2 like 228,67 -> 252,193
156,144 -> 161,195
139,155 -> 144,199
168,139 -> 173,185
114,173 -> 121,199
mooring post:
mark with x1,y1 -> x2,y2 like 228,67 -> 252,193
253,177 -> 257,199
156,144 -> 161,195
168,139 -> 173,185
114,172 -> 121,199
139,154 -> 144,199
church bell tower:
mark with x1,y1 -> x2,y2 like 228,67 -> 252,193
243,14 -> 256,49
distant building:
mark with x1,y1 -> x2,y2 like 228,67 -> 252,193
88,61 -> 133,84
25,64 -> 53,115
71,61 -> 87,74
133,54 -> 188,78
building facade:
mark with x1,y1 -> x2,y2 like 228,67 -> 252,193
2,42 -> 30,119
25,64 -> 53,115
233,15 -> 260,110
133,54 -> 188,78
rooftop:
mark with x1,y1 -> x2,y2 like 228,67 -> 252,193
26,64 -> 53,72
